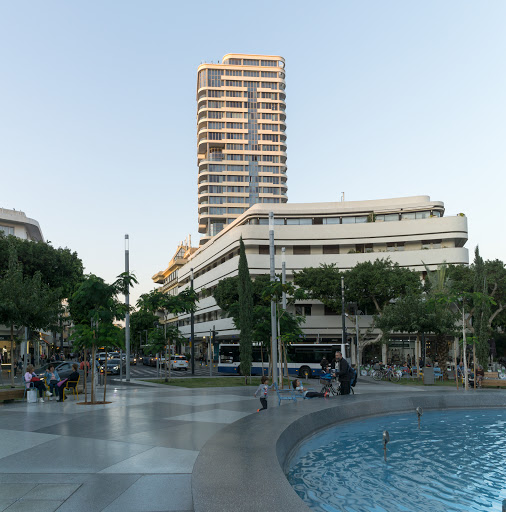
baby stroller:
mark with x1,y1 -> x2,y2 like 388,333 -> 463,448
319,370 -> 340,396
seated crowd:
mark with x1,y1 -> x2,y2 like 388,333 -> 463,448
25,363 -> 80,402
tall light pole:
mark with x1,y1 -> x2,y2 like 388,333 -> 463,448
269,212 -> 278,386
281,247 -> 287,310
341,276 -> 347,352
125,234 -> 130,382
190,267 -> 195,375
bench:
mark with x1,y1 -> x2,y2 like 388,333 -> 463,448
0,388 -> 24,402
272,382 -> 297,406
482,379 -> 506,388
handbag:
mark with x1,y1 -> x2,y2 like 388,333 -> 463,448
57,378 -> 68,388
27,389 -> 37,403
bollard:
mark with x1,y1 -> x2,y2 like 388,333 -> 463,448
416,407 -> 423,429
383,430 -> 390,462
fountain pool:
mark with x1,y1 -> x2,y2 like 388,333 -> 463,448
287,408 -> 506,512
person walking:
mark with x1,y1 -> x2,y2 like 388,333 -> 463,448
331,351 -> 351,395
254,375 -> 273,411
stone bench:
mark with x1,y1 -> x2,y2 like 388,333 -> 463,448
482,379 -> 506,388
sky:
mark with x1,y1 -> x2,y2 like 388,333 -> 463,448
1,0 -> 505,306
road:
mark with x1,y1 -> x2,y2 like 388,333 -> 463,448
119,362 -> 220,379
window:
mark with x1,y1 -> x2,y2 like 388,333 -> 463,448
422,239 -> 442,249
259,245 -> 269,255
401,212 -> 416,220
262,113 -> 278,120
262,187 -> 279,194
323,217 -> 340,224
208,132 -> 222,140
243,71 -> 259,77
262,197 -> 280,203
261,124 -> 278,131
324,306 -> 336,316
263,155 -> 279,162
226,144 -> 243,150
261,82 -> 277,89
227,133 -> 243,139
227,154 -> 242,161
261,102 -> 278,110
295,305 -> 312,316
286,218 -> 311,225
208,90 -> 223,97
226,101 -> 242,108
208,101 -> 223,108
376,214 -> 399,222
261,92 -> 277,99
0,225 -> 14,236
225,70 -> 242,76
209,207 -> 226,214
243,59 -> 259,66
415,211 -> 430,219
293,245 -> 311,255
228,207 -> 245,214
261,71 -> 277,77
323,245 -> 340,254
226,112 -> 243,118
387,242 -> 404,252
208,111 -> 223,119
226,90 -> 242,97
262,145 -> 278,151
227,58 -> 242,65
207,69 -> 222,87
209,164 -> 226,172
226,122 -> 243,129
431,210 -> 442,217
262,176 -> 279,184
208,122 -> 224,129
355,244 -> 365,253
209,185 -> 223,193
261,60 -> 277,66
226,80 -> 242,87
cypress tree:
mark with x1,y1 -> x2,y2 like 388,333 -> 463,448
238,237 -> 253,376
473,247 -> 490,365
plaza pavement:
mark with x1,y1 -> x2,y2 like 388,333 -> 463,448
0,377 -> 432,512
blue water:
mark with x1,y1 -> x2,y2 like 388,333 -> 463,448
287,409 -> 506,512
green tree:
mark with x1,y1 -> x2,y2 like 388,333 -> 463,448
0,246 -> 58,386
68,272 -> 136,403
237,237 -> 253,377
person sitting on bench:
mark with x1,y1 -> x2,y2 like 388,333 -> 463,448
292,379 -> 327,398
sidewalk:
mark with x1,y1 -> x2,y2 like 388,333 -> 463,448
0,378 -> 439,512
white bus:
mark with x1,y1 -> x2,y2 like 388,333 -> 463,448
218,343 -> 349,378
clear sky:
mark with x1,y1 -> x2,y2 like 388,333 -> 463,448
1,0 -> 505,305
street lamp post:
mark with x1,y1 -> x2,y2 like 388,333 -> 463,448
341,276 -> 347,350
125,234 -> 130,382
190,268 -> 195,375
269,213 -> 278,386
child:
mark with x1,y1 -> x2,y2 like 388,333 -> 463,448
254,375 -> 273,411
292,379 -> 327,398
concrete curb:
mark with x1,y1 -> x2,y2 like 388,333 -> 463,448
192,391 -> 506,512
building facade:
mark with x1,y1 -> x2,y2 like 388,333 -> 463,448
166,196 -> 469,364
197,54 -> 288,245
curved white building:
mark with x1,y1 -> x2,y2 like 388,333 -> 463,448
169,196 -> 468,362
197,54 -> 288,245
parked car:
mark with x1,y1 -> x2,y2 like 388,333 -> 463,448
34,361 -> 78,380
100,358 -> 126,375
170,355 -> 189,371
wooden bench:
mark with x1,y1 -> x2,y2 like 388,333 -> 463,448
0,388 -> 24,402
482,379 -> 506,388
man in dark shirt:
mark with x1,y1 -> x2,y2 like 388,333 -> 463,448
331,351 -> 351,395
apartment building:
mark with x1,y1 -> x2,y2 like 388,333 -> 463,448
170,196 -> 469,363
197,54 -> 288,245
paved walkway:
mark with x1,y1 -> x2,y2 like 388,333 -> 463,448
0,378 -> 432,512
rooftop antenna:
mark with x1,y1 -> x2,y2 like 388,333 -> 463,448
341,192 -> 345,202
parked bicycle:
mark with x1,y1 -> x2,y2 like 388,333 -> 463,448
372,366 -> 401,383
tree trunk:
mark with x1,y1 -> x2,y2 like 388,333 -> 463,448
91,345 -> 96,404
84,349 -> 88,403
10,324 -> 15,388
473,341 -> 476,390
453,338 -> 459,390
164,346 -> 168,382
103,352 -> 108,402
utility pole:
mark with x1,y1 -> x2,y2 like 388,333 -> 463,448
341,276 -> 347,351
269,212 -> 278,386
190,268 -> 195,375
281,247 -> 286,310
125,234 -> 130,382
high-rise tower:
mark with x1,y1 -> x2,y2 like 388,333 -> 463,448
197,54 -> 287,244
